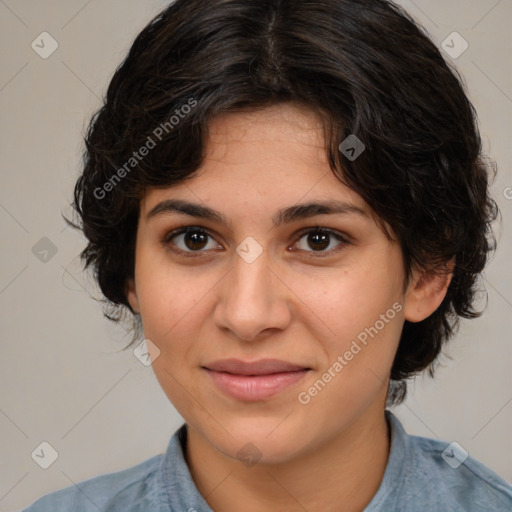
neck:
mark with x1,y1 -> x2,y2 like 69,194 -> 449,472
184,406 -> 391,512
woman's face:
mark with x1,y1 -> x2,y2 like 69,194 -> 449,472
126,103 -> 411,464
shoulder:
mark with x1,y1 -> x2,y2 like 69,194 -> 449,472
406,432 -> 512,511
372,412 -> 512,512
22,454 -> 165,512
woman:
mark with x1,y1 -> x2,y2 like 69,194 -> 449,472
24,0 -> 512,510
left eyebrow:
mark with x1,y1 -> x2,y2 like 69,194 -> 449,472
274,200 -> 368,226
145,199 -> 368,227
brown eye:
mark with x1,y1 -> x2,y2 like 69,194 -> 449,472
294,228 -> 348,254
182,230 -> 209,250
164,227 -> 221,254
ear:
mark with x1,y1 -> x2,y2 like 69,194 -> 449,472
403,259 -> 455,323
125,277 -> 140,314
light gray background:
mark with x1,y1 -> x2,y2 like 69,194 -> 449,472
1,1 -> 511,510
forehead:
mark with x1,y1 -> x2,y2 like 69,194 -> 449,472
205,103 -> 330,171
207,103 -> 327,144
137,103 -> 390,238
141,104 -> 362,208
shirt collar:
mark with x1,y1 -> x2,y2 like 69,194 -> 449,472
159,422 -> 213,511
363,410 -> 409,510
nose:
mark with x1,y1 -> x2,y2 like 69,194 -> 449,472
214,245 -> 292,342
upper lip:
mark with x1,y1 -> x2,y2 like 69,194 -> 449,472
203,358 -> 310,376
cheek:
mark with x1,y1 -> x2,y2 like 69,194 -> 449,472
137,268 -> 210,422
296,288 -> 403,422
294,262 -> 404,344
292,264 -> 405,409
135,260 -> 214,343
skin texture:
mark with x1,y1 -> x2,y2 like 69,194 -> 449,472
126,103 -> 451,512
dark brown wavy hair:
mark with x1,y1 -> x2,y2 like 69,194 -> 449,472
64,0 -> 498,404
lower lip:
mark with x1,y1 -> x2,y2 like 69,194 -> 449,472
204,369 -> 310,401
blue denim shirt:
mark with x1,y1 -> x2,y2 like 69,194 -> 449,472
22,411 -> 512,511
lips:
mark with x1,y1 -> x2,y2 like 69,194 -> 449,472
202,358 -> 311,401
203,358 -> 310,376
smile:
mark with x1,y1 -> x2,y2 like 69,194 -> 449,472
202,358 -> 311,401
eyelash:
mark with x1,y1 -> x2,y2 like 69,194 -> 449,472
161,225 -> 351,258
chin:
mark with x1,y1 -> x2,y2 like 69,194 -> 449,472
202,415 -> 314,466
222,434 -> 303,466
